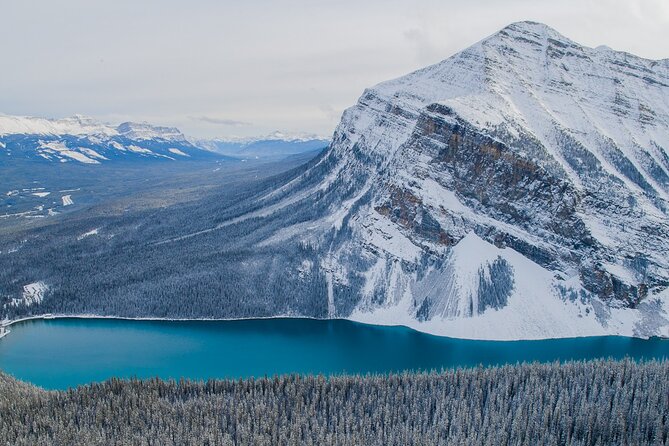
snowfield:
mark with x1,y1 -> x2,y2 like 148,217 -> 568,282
349,232 -> 659,340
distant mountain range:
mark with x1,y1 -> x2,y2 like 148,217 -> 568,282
193,132 -> 329,160
0,114 -> 220,164
0,115 -> 327,165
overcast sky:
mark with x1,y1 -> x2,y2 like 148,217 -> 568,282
1,0 -> 667,138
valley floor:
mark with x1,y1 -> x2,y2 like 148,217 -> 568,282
0,359 -> 667,445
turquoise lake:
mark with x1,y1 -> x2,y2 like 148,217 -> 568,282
1,317 -> 668,390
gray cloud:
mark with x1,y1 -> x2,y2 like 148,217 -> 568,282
403,28 -> 443,66
189,116 -> 252,127
317,104 -> 342,122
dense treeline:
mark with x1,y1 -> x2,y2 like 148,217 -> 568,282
1,359 -> 668,445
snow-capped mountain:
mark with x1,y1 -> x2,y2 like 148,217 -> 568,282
0,114 -> 216,164
214,21 -> 669,339
195,131 -> 329,160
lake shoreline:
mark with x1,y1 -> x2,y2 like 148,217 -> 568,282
1,312 -> 667,342
2,313 -> 319,330
0,313 -> 355,340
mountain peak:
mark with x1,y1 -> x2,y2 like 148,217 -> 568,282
483,20 -> 576,53
501,20 -> 562,36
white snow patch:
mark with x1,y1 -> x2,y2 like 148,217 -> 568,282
61,195 -> 73,206
417,178 -> 469,214
602,262 -> 637,285
77,228 -> 100,240
78,147 -> 108,160
0,210 -> 40,219
326,272 -> 335,317
297,260 -> 313,278
168,148 -> 189,157
38,141 -> 100,164
8,282 -> 48,307
110,141 -> 126,151
127,145 -> 154,155
362,257 -> 387,297
32,192 -> 50,197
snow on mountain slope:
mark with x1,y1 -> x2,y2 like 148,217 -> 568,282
351,233 -> 612,340
0,114 -> 216,164
223,21 -> 669,339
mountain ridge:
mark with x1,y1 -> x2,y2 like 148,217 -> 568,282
0,114 -> 329,162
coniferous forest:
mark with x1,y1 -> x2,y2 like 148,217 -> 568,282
1,359 -> 667,446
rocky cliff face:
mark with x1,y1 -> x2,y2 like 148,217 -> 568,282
234,21 -> 669,339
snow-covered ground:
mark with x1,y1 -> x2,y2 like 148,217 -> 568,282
5,282 -> 49,309
168,148 -> 189,157
77,228 -> 100,240
349,233 -> 662,340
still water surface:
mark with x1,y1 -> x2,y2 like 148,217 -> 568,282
1,317 -> 668,389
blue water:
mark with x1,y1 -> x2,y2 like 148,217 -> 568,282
0,317 -> 667,390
